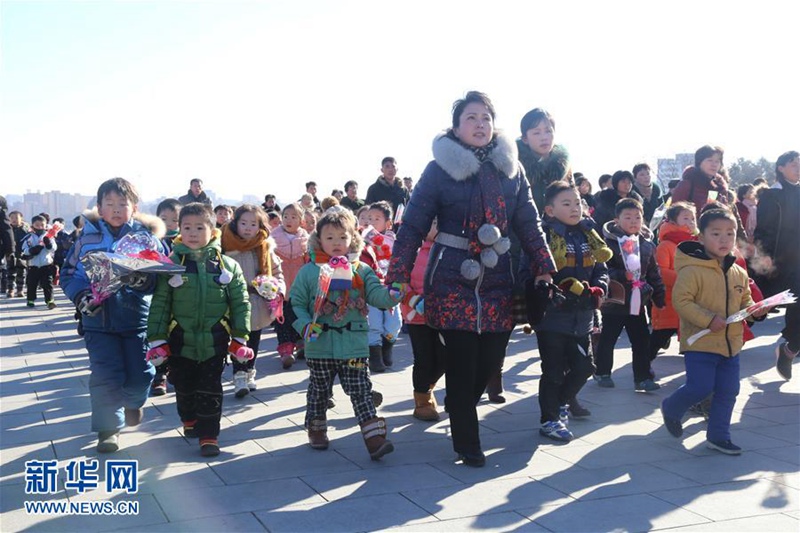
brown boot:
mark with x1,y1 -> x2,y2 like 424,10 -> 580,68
413,391 -> 440,421
307,418 -> 329,450
360,417 -> 394,460
485,370 -> 506,403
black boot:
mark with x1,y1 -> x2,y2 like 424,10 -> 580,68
382,337 -> 394,368
485,369 -> 505,403
369,345 -> 386,373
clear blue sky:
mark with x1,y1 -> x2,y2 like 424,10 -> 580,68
1,1 -> 797,204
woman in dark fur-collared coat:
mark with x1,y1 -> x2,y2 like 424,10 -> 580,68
387,91 -> 555,467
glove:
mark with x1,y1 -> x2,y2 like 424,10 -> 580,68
582,282 -> 605,310
228,338 -> 255,363
77,292 -> 101,317
302,322 -> 323,342
43,237 -> 53,248
28,245 -> 44,256
146,342 -> 171,367
120,272 -> 149,290
403,293 -> 424,320
388,282 -> 408,301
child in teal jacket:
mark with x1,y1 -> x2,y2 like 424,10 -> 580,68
291,208 -> 401,460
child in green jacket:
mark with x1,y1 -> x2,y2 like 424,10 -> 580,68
147,203 -> 251,457
291,208 -> 402,460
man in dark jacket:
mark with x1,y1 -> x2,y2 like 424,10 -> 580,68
178,179 -> 213,206
340,180 -> 365,213
0,196 -> 16,296
365,157 -> 408,216
754,150 -> 800,380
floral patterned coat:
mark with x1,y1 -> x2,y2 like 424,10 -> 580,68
387,131 -> 555,333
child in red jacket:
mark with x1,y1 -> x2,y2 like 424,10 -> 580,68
403,219 -> 446,421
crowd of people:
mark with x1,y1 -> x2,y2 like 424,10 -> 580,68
0,91 -> 797,466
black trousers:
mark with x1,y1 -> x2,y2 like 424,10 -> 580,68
168,354 -> 225,440
27,264 -> 55,302
595,312 -> 651,383
649,328 -> 677,361
232,329 -> 262,372
440,329 -> 511,456
408,324 -> 447,393
536,331 -> 594,423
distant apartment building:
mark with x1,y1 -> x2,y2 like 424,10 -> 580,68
9,190 -> 94,225
657,153 -> 694,184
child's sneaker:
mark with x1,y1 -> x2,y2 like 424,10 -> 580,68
568,398 -> 591,418
594,374 -> 615,388
233,371 -> 249,398
540,420 -> 573,442
706,439 -> 742,455
634,379 -> 661,392
97,431 -> 120,453
200,438 -> 220,457
183,421 -> 197,438
559,405 -> 570,426
26,301 -> 34,307
776,342 -> 796,381
46,301 -> 57,309
246,368 -> 257,391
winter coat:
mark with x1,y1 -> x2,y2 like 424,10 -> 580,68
673,241 -> 754,356
633,181 -> 665,224
340,196 -> 365,213
270,225 -> 309,292
148,235 -> 251,362
60,211 -> 166,333
754,178 -> 800,292
225,240 -> 285,332
178,190 -> 212,206
21,231 -> 56,267
54,230 -> 74,268
290,258 -> 399,360
11,224 -> 30,260
516,142 -> 572,213
0,207 -> 13,258
671,166 -> 729,217
400,240 -> 433,326
534,218 -> 609,337
592,188 -> 645,230
601,221 -> 666,316
652,222 -> 697,330
365,177 -> 408,215
387,130 -> 556,333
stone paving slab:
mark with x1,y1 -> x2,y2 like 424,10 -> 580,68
1,291 -> 799,531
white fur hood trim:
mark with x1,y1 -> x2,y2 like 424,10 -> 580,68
431,130 -> 518,182
83,209 -> 166,240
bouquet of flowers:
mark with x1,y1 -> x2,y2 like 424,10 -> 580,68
687,289 -> 797,345
252,274 -> 284,323
81,233 -> 185,306
617,234 -> 644,315
361,226 -> 393,261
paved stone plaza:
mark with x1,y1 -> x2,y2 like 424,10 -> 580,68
1,292 -> 798,532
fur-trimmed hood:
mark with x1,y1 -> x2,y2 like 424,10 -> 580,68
516,141 -> 570,179
602,219 -> 654,242
82,208 -> 166,240
432,130 -> 518,182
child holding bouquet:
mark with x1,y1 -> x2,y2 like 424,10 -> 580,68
147,203 -> 251,456
21,214 -> 59,308
61,178 -> 166,453
290,208 -> 402,459
594,198 -> 666,392
271,202 -> 309,368
221,204 -> 285,397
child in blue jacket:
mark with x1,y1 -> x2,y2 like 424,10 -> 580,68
61,178 -> 165,453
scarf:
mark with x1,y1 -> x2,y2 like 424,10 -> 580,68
220,225 -> 271,276
450,134 -> 507,257
313,249 -> 366,321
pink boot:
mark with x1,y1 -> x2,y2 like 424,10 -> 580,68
277,342 -> 296,370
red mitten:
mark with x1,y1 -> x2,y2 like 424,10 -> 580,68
146,342 -> 171,367
228,338 -> 254,363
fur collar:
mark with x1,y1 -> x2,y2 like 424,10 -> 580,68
432,130 -> 518,182
82,209 -> 166,239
